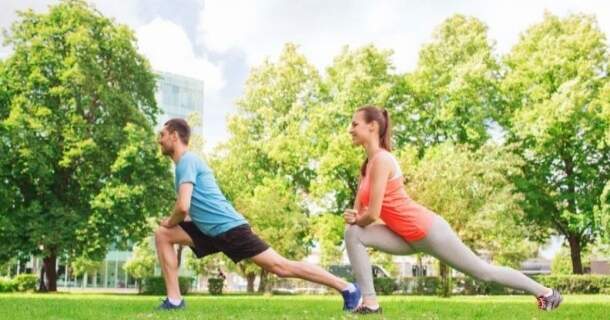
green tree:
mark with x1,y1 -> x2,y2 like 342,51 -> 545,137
70,256 -> 102,288
601,184 -> 610,244
309,45 -> 398,214
211,44 -> 321,290
403,14 -> 501,153
501,13 -> 610,274
551,246 -> 592,275
235,177 -> 310,292
310,213 -> 344,267
598,82 -> 610,245
123,238 -> 156,293
0,0 -> 174,291
213,43 -> 321,200
185,250 -> 226,278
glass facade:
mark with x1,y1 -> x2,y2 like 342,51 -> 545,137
155,71 -> 204,136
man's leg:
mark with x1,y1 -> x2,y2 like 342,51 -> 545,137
249,248 -> 348,292
154,225 -> 194,301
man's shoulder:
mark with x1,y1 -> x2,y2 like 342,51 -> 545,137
180,152 -> 205,165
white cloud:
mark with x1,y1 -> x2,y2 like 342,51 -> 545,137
136,18 -> 225,93
90,0 -> 146,27
199,0 -> 610,74
199,0 -> 410,71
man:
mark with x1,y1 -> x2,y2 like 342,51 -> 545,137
154,118 -> 361,310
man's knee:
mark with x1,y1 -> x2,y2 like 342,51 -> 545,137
154,227 -> 169,245
268,259 -> 294,278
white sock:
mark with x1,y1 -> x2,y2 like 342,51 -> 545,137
168,297 -> 182,306
543,289 -> 553,297
366,304 -> 379,310
343,283 -> 356,293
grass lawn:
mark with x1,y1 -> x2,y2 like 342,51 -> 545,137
0,293 -> 607,319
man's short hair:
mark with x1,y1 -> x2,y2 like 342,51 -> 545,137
164,118 -> 191,145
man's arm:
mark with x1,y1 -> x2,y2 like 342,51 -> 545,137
161,183 -> 193,228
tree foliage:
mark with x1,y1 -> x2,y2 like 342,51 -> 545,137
0,0 -> 174,290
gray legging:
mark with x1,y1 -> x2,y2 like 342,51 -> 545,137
345,215 -> 548,298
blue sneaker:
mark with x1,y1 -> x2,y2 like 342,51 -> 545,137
341,283 -> 362,311
156,297 -> 185,310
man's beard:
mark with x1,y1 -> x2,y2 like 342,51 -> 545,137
161,145 -> 173,156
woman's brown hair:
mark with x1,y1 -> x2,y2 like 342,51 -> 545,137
357,105 -> 392,177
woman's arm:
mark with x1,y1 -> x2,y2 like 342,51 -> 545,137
356,156 -> 391,227
354,175 -> 362,212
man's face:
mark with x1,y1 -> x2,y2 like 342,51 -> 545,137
157,127 -> 175,155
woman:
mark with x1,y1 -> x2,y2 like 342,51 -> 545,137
343,105 -> 562,314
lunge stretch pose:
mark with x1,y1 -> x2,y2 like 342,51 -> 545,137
154,118 -> 361,310
344,105 -> 562,314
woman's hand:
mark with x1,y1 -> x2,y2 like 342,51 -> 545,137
343,209 -> 358,224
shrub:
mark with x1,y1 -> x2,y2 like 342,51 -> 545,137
0,277 -> 15,293
142,276 -> 193,295
374,277 -> 398,295
13,274 -> 38,292
400,276 -> 518,295
208,277 -> 224,295
455,277 -> 513,295
397,277 -> 441,295
416,277 -> 441,295
533,275 -> 610,294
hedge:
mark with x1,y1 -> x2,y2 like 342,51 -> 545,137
142,276 -> 193,295
208,277 -> 224,295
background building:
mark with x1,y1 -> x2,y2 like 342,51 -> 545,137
154,71 -> 204,136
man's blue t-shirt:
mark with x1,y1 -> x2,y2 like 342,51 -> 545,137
175,151 -> 247,236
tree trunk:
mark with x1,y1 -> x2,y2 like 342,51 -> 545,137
43,254 -> 58,292
563,154 -> 584,275
38,264 -> 47,292
438,261 -> 452,297
567,235 -> 583,274
246,273 -> 256,293
258,269 -> 269,293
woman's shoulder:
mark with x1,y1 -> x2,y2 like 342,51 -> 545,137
372,149 -> 395,162
370,150 -> 397,168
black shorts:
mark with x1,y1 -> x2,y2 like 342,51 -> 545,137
178,221 -> 269,263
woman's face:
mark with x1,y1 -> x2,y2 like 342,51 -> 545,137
349,111 -> 375,146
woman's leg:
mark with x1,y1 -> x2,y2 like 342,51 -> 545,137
410,216 -> 550,297
345,224 -> 417,306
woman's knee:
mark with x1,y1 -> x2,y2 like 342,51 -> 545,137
344,224 -> 363,244
470,264 -> 499,282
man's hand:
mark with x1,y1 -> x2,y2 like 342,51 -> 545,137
343,209 -> 357,225
160,218 -> 173,228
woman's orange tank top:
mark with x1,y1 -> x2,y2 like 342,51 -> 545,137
356,150 -> 435,241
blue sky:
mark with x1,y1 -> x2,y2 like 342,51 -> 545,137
1,0 -> 609,154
